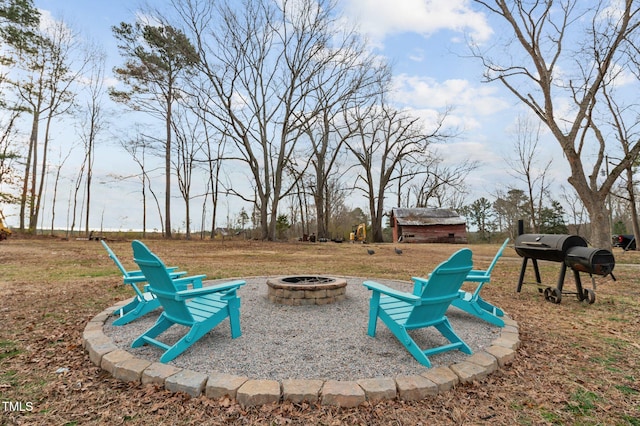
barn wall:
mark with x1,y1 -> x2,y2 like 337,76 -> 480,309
392,216 -> 399,242
396,224 -> 467,244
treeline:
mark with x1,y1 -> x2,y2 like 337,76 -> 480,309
0,0 -> 477,242
4,1 -> 640,248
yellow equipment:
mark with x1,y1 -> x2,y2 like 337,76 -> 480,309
350,223 -> 366,243
0,210 -> 11,240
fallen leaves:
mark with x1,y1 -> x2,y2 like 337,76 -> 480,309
1,238 -> 640,424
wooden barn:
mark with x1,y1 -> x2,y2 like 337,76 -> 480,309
390,208 -> 468,244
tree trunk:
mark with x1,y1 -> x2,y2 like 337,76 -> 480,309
19,118 -> 36,231
30,113 -> 54,232
314,190 -> 326,239
577,189 -> 611,249
142,171 -> 146,238
85,135 -> 93,235
323,185 -> 330,238
268,208 -> 277,241
626,167 -> 640,251
164,98 -> 172,238
372,190 -> 385,243
27,120 -> 39,233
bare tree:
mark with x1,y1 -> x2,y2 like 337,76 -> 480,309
15,17 -> 85,232
179,75 -> 228,239
408,159 -> 478,209
203,125 -> 226,239
120,135 -> 165,237
504,114 -> 552,233
300,24 -> 386,239
561,185 -> 587,236
66,45 -> 107,236
50,148 -> 72,236
171,107 -> 205,240
599,84 -> 640,248
345,100 -> 440,242
80,46 -> 107,235
174,0 -> 375,240
471,0 -> 640,248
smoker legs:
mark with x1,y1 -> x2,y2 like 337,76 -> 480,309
518,257 -> 596,304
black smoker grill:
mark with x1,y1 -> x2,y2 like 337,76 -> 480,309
515,234 -> 615,304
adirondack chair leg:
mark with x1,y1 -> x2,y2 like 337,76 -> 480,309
228,301 -> 242,339
112,297 -> 161,326
367,292 -> 381,337
158,309 -> 234,363
434,318 -> 472,355
159,326 -> 205,363
132,315 -> 173,348
113,297 -> 140,316
476,296 -> 504,317
451,296 -> 506,327
159,327 -> 210,363
395,327 -> 432,368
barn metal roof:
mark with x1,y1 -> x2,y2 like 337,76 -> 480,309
391,208 -> 466,226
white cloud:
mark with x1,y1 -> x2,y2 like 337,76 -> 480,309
407,48 -> 426,62
341,0 -> 492,44
390,74 -> 510,117
38,9 -> 56,31
432,140 -> 495,164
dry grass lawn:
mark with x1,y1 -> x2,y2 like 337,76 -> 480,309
1,236 -> 639,425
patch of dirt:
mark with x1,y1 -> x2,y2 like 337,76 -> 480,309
1,236 -> 639,425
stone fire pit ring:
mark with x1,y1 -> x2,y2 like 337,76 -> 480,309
266,275 -> 347,305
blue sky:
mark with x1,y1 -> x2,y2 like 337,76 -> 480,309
9,0 -> 567,233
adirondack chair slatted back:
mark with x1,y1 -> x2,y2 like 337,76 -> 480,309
406,248 -> 473,326
132,241 -> 194,322
101,240 -> 147,301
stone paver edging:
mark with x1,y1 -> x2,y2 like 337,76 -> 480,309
84,299 -> 520,407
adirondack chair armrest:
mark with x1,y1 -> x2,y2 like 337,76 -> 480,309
171,274 -> 207,291
465,271 -> 491,282
123,273 -> 148,284
363,281 -> 420,303
124,270 -> 187,283
411,276 -> 428,294
127,266 -> 180,275
174,280 -> 246,301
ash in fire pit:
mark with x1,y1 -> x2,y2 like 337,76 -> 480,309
266,275 -> 347,305
280,276 -> 335,284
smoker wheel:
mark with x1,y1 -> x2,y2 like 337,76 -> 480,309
544,287 -> 562,304
581,288 -> 596,304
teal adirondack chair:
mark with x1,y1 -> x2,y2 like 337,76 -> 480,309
451,238 -> 509,327
363,248 -> 474,368
101,240 -> 189,326
130,240 -> 246,363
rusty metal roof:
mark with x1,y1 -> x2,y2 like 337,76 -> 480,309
391,208 -> 466,226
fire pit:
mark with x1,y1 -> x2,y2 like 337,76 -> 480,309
266,276 -> 347,305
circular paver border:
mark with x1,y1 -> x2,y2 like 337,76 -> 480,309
83,299 -> 520,407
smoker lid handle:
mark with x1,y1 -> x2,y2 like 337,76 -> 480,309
520,242 -> 550,247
